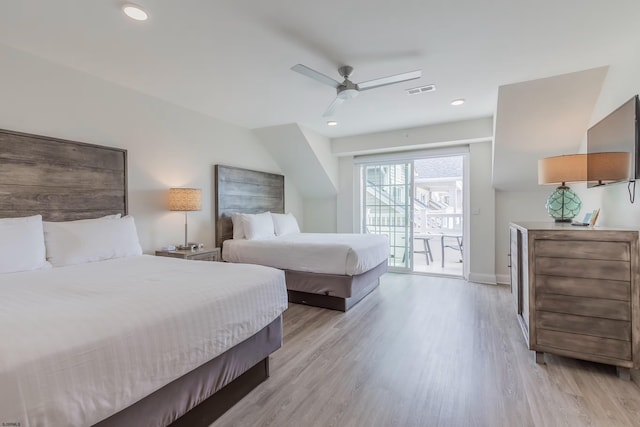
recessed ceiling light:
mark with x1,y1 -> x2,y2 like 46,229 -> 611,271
327,121 -> 338,126
451,98 -> 465,106
123,4 -> 148,21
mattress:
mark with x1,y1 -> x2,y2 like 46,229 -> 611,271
223,233 -> 389,275
0,255 -> 287,427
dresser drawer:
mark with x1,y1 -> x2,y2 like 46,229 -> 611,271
535,257 -> 630,281
535,240 -> 630,261
536,311 -> 630,341
536,293 -> 630,321
537,275 -> 630,301
537,329 -> 631,361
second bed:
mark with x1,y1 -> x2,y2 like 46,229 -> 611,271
223,232 -> 389,310
215,165 -> 389,311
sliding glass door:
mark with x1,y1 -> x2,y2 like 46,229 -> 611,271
361,162 -> 413,272
358,149 -> 468,278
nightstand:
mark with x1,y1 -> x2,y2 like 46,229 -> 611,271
155,247 -> 221,262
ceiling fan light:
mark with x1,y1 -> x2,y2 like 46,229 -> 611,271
123,4 -> 148,21
337,88 -> 359,100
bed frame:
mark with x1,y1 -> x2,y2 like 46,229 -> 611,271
215,164 -> 387,312
0,129 -> 281,427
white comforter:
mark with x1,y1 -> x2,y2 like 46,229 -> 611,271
223,233 -> 389,275
0,255 -> 287,427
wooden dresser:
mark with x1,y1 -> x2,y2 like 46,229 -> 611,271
509,222 -> 639,379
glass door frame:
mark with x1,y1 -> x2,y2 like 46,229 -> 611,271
359,161 -> 414,273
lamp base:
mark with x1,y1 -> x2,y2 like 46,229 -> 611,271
546,186 -> 582,222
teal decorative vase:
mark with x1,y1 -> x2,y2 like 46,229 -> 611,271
545,186 -> 581,222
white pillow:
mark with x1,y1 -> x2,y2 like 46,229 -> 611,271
271,213 -> 300,236
0,215 -> 49,274
102,213 -> 122,219
243,212 -> 275,240
231,213 -> 246,239
44,215 -> 142,267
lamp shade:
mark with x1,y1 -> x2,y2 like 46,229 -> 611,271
168,188 -> 202,211
587,152 -> 631,184
538,154 -> 587,185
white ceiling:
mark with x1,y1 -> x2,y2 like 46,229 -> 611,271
0,1 -> 639,138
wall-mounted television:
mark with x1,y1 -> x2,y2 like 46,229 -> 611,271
587,95 -> 639,187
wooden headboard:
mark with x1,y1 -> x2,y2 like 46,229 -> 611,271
215,165 -> 284,248
0,129 -> 128,221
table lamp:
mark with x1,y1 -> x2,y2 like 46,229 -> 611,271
168,188 -> 202,250
538,154 -> 586,222
587,152 -> 631,186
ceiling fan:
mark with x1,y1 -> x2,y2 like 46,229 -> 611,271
291,64 -> 422,117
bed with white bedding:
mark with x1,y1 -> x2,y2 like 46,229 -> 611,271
215,165 -> 390,311
0,255 -> 287,427
0,129 -> 288,427
223,232 -> 389,275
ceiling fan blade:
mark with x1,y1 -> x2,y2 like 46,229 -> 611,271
356,70 -> 422,91
323,97 -> 345,117
291,64 -> 341,89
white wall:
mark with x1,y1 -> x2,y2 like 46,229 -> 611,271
494,190 -> 551,283
337,156 -> 358,233
574,51 -> 640,227
299,126 -> 339,190
253,124 -> 337,199
468,142 -> 496,284
303,197 -> 338,233
492,67 -> 608,191
0,43 -> 303,252
332,117 -> 493,156
253,123 -> 338,232
300,126 -> 339,233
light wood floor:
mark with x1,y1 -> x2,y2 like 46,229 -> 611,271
214,274 -> 640,427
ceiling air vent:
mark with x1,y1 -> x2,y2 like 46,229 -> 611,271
406,84 -> 436,95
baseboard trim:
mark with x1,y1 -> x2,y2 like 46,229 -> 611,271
495,274 -> 510,285
468,273 -> 497,285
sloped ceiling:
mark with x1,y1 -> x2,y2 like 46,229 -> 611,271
493,67 -> 608,191
254,124 -> 338,198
